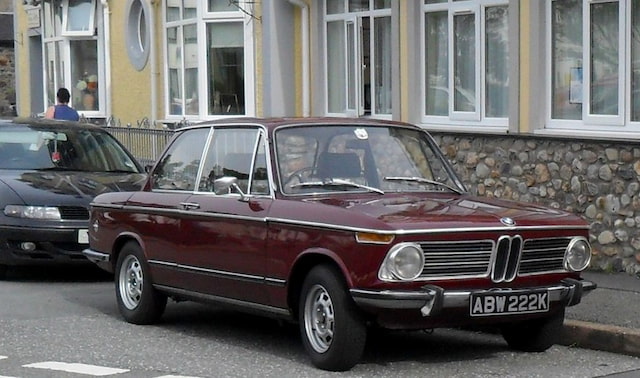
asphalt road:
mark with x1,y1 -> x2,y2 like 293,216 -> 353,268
1,266 -> 640,378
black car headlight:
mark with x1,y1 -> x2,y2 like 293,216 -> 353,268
4,205 -> 62,220
379,242 -> 425,281
564,237 -> 592,272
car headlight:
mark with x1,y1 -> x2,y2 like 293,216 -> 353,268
379,242 -> 425,281
4,205 -> 62,220
564,237 -> 592,272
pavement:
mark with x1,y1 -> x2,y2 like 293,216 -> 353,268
562,270 -> 640,357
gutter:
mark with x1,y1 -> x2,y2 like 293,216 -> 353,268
287,0 -> 309,117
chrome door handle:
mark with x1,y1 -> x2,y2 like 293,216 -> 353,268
179,202 -> 200,210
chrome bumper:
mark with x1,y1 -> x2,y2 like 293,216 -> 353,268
82,248 -> 110,264
350,278 -> 597,317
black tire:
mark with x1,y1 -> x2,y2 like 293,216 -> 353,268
0,264 -> 7,280
501,309 -> 565,352
115,241 -> 167,325
298,264 -> 367,371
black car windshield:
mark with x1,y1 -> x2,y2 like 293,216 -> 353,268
0,127 -> 140,173
276,125 -> 466,195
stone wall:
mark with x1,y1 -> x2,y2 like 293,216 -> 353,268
430,131 -> 640,275
0,46 -> 16,117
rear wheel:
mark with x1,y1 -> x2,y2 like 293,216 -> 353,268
501,309 -> 565,352
299,264 -> 366,371
115,241 -> 167,324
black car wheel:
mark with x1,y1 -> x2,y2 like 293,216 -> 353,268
501,309 -> 565,352
115,241 -> 167,324
299,264 -> 366,371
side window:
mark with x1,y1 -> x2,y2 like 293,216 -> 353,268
250,134 -> 269,195
152,128 -> 210,191
197,128 -> 261,194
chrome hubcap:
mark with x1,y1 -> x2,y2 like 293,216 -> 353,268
304,284 -> 335,353
119,255 -> 143,310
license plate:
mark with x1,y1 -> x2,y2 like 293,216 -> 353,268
470,290 -> 549,317
77,229 -> 89,244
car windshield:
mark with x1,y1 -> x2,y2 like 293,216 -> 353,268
0,127 -> 140,172
276,125 -> 465,195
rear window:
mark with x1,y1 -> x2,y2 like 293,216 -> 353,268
0,128 -> 140,172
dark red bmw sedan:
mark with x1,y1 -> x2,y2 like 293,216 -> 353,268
84,117 -> 595,371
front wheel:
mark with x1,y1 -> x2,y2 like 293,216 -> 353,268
115,241 -> 167,324
501,309 -> 565,352
299,264 -> 366,371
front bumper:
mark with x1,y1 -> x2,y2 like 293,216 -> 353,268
0,225 -> 90,266
350,278 -> 596,318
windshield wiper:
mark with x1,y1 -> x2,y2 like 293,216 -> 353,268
383,176 -> 463,194
291,178 -> 384,195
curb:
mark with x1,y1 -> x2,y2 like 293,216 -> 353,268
561,319 -> 640,357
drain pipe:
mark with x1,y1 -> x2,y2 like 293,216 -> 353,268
149,0 -> 158,127
100,0 -> 112,119
287,0 -> 309,117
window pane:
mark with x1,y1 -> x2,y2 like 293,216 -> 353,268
590,2 -> 618,116
184,0 -> 197,19
45,42 -> 63,106
327,20 -> 346,113
485,6 -> 508,118
43,0 -> 63,38
326,0 -> 345,14
184,24 -> 199,115
153,128 -> 209,191
209,0 -> 235,12
633,0 -> 640,122
207,22 -> 245,115
374,0 -> 391,9
551,0 -> 582,120
167,27 -> 183,115
166,0 -> 180,22
425,0 -> 447,3
70,40 -> 99,111
374,16 -> 392,114
425,11 -> 448,116
349,0 -> 369,12
453,13 -> 475,112
347,22 -> 356,110
66,0 -> 93,33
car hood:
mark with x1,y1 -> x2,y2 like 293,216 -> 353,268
0,170 -> 147,205
302,193 -> 587,230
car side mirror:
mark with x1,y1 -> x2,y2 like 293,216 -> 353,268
214,176 -> 248,201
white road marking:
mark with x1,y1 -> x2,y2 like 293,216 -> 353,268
0,356 -> 7,360
0,376 -> 18,378
23,361 -> 129,376
156,376 -> 203,378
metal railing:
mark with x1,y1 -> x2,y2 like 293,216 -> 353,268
104,118 -> 175,167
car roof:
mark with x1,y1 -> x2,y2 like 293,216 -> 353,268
0,117 -> 106,132
177,117 -> 422,133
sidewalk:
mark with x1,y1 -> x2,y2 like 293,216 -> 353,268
562,270 -> 640,357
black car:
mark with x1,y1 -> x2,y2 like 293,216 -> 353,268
0,118 -> 147,278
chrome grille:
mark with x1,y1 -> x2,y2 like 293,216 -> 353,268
59,206 -> 89,220
519,237 -> 570,274
419,240 -> 493,278
417,237 -> 571,280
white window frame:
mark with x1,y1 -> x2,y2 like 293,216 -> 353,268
545,0 -> 639,136
162,1 -> 255,120
421,0 -> 509,130
61,0 -> 97,37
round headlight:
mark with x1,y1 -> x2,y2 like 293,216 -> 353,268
379,243 -> 424,281
565,237 -> 592,272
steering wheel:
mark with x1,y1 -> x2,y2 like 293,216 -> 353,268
284,166 -> 314,186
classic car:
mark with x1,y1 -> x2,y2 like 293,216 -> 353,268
0,117 -> 146,279
83,117 -> 595,371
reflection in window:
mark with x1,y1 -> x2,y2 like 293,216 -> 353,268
425,11 -> 448,116
453,13 -> 476,113
374,16 -> 392,114
65,0 -> 95,35
167,27 -> 183,115
327,21 -> 346,113
551,0 -> 582,120
207,22 -> 245,115
633,0 -> 640,122
153,128 -> 209,191
590,2 -> 618,116
485,6 -> 508,118
71,40 -> 99,111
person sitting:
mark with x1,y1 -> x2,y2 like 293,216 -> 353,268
45,88 -> 80,121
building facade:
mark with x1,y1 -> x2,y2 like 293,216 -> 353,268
11,0 -> 640,274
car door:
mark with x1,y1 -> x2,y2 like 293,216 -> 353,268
132,127 -> 211,286
177,126 -> 273,305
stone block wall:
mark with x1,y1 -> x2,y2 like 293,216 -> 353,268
0,46 -> 16,117
430,131 -> 640,275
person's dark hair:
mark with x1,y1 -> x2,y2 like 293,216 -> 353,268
56,88 -> 71,104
